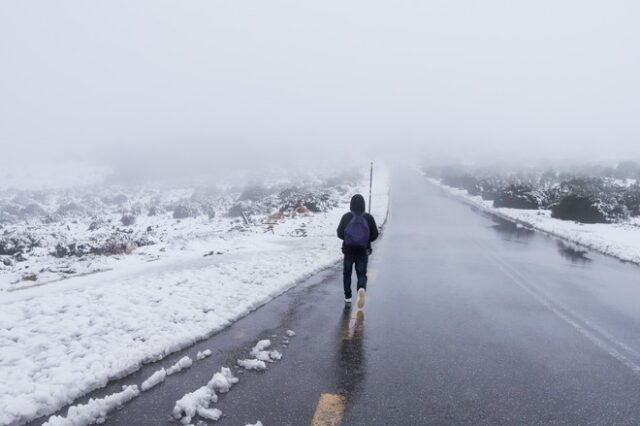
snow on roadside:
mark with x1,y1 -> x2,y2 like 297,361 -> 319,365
0,169 -> 390,426
41,385 -> 139,426
429,177 -> 640,264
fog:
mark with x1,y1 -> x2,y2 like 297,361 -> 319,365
1,0 -> 639,178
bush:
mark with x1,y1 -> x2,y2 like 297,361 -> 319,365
623,184 -> 640,216
493,185 -> 540,209
173,204 -> 200,219
551,195 -> 608,223
120,214 -> 136,226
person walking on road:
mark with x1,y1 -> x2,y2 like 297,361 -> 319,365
337,194 -> 379,308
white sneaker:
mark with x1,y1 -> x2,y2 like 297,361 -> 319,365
357,288 -> 366,308
344,297 -> 352,304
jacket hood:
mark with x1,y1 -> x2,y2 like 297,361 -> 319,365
350,194 -> 366,214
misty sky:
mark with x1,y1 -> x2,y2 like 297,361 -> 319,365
1,1 -> 639,172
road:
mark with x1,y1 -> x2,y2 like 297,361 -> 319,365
30,168 -> 640,426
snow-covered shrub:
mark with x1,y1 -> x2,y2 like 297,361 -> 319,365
173,203 -> 201,219
493,185 -> 541,209
93,237 -> 137,256
120,214 -> 136,226
278,189 -> 333,213
88,218 -> 107,231
557,177 -> 627,222
551,194 -> 608,223
623,184 -> 640,216
0,234 -> 40,256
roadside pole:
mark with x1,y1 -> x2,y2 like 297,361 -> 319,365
368,162 -> 373,214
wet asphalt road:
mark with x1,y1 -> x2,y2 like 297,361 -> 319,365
30,169 -> 640,426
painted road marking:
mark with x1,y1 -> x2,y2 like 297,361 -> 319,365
311,393 -> 347,426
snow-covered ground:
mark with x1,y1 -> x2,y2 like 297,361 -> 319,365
428,177 -> 640,265
0,168 -> 389,426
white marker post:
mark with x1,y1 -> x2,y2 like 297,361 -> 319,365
368,162 -> 373,214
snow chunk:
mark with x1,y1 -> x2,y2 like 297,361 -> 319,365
196,349 -> 212,360
249,339 -> 280,363
172,386 -> 217,425
269,350 -> 283,361
167,356 -> 193,376
207,367 -> 239,393
238,338 -> 284,370
43,385 -> 139,426
245,422 -> 264,426
285,330 -> 296,337
141,368 -> 167,392
250,339 -> 272,356
171,367 -> 238,424
237,359 -> 267,371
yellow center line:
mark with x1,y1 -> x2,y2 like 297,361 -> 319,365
311,393 -> 347,426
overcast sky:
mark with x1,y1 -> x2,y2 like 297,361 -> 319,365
1,0 -> 639,173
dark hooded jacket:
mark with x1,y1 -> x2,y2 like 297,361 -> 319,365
337,194 -> 379,255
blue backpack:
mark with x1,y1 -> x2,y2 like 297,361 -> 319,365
344,212 -> 370,248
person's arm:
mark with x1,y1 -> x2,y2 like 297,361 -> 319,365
367,214 -> 379,242
337,213 -> 350,240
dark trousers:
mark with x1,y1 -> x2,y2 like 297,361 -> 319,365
343,253 -> 368,299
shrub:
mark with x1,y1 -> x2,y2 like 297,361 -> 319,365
493,185 -> 540,209
120,214 -> 136,226
551,194 -> 608,223
173,204 -> 200,219
623,184 -> 640,216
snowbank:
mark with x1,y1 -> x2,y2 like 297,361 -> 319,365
429,177 -> 640,264
0,169 -> 389,426
41,385 -> 139,426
